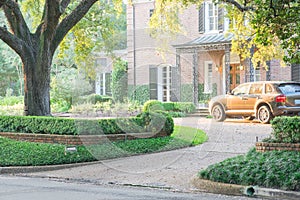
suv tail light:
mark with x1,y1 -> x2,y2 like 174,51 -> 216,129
276,94 -> 286,103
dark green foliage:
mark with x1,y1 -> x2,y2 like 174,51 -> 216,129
137,112 -> 174,136
198,83 -> 218,103
268,116 -> 300,143
142,100 -> 195,114
0,137 -> 95,166
142,100 -> 164,112
0,113 -> 174,136
111,59 -> 128,103
161,102 -> 175,111
181,83 -> 217,103
128,85 -> 150,105
199,148 -> 300,191
78,94 -> 112,104
0,116 -> 77,135
173,102 -> 196,113
180,84 -> 193,102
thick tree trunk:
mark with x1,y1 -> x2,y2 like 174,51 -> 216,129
23,47 -> 52,116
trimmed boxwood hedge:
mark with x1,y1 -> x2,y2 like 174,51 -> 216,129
266,116 -> 300,143
142,100 -> 196,113
0,112 -> 174,136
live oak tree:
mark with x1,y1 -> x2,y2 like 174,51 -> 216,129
152,0 -> 300,66
0,0 -> 122,116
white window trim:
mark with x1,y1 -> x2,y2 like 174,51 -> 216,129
204,61 -> 213,93
205,2 -> 219,34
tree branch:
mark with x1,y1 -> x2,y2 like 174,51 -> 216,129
0,26 -> 26,58
2,0 -> 31,41
51,0 -> 98,54
43,0 -> 61,39
221,0 -> 254,12
60,0 -> 71,14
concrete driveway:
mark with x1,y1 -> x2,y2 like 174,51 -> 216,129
21,117 -> 272,192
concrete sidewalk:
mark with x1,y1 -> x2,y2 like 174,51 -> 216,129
12,117 -> 272,192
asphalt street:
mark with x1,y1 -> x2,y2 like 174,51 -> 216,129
0,175 -> 260,200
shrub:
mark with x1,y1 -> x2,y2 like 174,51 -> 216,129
0,113 -> 174,136
79,94 -> 112,104
142,100 -> 164,112
173,102 -> 196,113
199,148 -> 300,191
137,112 -> 174,136
128,85 -> 150,105
0,96 -> 23,106
111,59 -> 128,103
268,116 -> 300,143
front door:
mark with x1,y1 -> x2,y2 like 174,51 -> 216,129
230,64 -> 241,91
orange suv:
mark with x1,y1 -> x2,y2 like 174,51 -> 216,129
209,81 -> 300,123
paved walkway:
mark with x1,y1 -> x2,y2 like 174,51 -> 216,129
22,117 -> 272,192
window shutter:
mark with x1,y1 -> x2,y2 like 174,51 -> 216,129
149,66 -> 158,100
198,3 -> 205,33
218,6 -> 224,31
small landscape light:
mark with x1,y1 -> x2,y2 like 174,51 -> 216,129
65,146 -> 77,154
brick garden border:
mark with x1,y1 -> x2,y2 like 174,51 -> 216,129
256,142 -> 300,152
0,131 -> 168,145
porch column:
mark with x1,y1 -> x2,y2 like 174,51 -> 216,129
249,46 -> 255,82
171,52 -> 181,101
225,44 -> 231,94
193,50 -> 199,106
266,61 -> 271,81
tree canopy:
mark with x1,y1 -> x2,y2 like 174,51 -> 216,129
0,0 -> 124,116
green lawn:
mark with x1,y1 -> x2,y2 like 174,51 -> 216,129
0,125 -> 207,167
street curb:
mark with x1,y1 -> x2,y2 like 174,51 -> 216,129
0,161 -> 102,174
192,177 -> 300,200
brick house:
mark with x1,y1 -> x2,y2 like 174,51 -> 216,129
99,0 -> 295,105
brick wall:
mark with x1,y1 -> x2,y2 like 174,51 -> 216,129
0,132 -> 168,146
256,142 -> 300,152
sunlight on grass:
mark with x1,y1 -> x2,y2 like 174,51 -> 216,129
171,125 -> 208,145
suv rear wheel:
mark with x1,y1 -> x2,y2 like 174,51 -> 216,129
211,104 -> 226,122
257,105 -> 273,124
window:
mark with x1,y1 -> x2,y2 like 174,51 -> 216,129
265,84 -> 274,94
254,66 -> 261,81
149,66 -> 158,100
150,9 -> 154,17
162,65 -> 172,102
95,58 -> 111,96
199,2 -> 224,33
149,65 -> 172,101
208,3 -> 218,31
204,62 -> 213,93
249,84 -> 263,95
232,84 -> 250,96
97,73 -> 111,96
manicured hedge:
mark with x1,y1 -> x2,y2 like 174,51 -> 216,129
0,112 -> 174,136
269,116 -> 300,143
142,100 -> 196,113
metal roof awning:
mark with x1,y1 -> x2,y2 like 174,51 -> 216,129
174,33 -> 234,53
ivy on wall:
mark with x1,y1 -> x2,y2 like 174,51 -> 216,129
128,85 -> 150,105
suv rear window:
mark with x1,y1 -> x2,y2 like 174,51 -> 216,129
278,83 -> 300,94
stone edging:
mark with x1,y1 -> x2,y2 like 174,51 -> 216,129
256,142 -> 300,152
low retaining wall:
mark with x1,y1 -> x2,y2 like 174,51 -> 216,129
0,132 -> 167,145
256,142 -> 300,152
